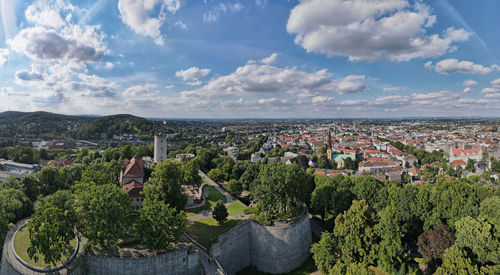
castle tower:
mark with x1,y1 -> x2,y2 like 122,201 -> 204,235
154,134 -> 167,163
327,128 -> 333,161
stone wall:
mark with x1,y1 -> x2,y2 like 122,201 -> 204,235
211,211 -> 312,275
1,220 -> 201,275
85,247 -> 201,275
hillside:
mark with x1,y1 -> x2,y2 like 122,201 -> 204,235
74,114 -> 161,140
0,111 -> 91,139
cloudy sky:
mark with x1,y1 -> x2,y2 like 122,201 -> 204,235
0,0 -> 500,118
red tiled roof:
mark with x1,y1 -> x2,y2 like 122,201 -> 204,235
123,180 -> 144,197
123,156 -> 144,178
451,159 -> 467,167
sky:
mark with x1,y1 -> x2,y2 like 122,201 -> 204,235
0,0 -> 500,118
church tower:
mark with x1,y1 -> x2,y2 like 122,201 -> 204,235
154,134 -> 167,163
327,128 -> 333,161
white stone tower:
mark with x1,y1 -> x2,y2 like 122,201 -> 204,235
154,134 -> 167,163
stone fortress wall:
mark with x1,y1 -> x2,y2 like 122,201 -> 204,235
212,210 -> 312,275
2,211 -> 311,275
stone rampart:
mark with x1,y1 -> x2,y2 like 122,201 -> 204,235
211,210 -> 312,274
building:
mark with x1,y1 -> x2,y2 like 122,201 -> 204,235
0,159 -> 41,173
154,134 -> 167,163
123,180 -> 144,211
122,156 -> 144,184
449,146 -> 482,163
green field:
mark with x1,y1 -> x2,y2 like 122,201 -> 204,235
13,226 -> 76,268
227,201 -> 247,216
187,186 -> 227,214
185,218 -> 240,248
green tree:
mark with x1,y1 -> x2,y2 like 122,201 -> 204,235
226,179 -> 243,197
213,200 -> 228,224
145,161 -> 187,211
454,216 -> 499,265
310,232 -> 339,274
239,164 -> 259,190
134,198 -> 186,249
434,246 -> 480,275
27,202 -> 75,266
181,159 -> 202,186
310,182 -> 335,221
74,184 -> 132,248
208,168 -> 225,183
80,163 -> 119,186
330,261 -> 375,275
375,203 -> 404,273
465,158 -> 475,172
334,200 -> 378,265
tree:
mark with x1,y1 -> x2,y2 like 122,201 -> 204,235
134,198 -> 186,249
226,179 -> 243,197
334,200 -> 379,265
239,164 -> 259,190
454,216 -> 499,265
208,168 -> 225,183
331,261 -> 375,275
417,224 -> 455,269
310,232 -> 339,274
375,203 -> 404,273
27,202 -> 75,266
80,163 -> 119,186
181,159 -> 202,186
252,162 -> 313,219
310,183 -> 335,221
465,158 -> 475,172
74,184 -> 132,248
344,157 -> 356,170
145,161 -> 187,212
434,246 -> 480,275
213,200 -> 228,224
0,187 -> 32,222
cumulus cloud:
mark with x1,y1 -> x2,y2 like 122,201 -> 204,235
312,96 -> 335,103
481,78 -> 500,97
175,67 -> 211,84
260,53 -> 278,65
0,48 -> 8,66
463,79 -> 478,87
286,0 -> 469,62
7,26 -> 104,63
118,0 -> 181,46
123,83 -> 158,97
15,64 -> 45,82
24,0 -> 75,29
383,86 -> 408,92
425,59 -> 500,75
463,87 -> 473,93
181,59 -> 368,99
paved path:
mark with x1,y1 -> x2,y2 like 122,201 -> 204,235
182,234 -> 225,275
199,170 -> 233,205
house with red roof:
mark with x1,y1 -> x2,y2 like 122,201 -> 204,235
121,156 -> 145,184
449,146 -> 482,163
123,180 -> 144,211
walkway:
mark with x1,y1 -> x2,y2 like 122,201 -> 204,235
182,234 -> 225,275
199,170 -> 233,205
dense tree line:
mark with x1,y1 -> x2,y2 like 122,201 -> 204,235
310,174 -> 498,274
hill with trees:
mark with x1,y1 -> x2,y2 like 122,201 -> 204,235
74,114 -> 162,140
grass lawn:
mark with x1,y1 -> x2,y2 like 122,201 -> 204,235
185,218 -> 240,248
237,255 -> 317,275
227,201 -> 247,216
13,226 -> 76,268
187,186 -> 227,214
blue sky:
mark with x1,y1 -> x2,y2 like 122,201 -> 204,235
0,0 -> 500,118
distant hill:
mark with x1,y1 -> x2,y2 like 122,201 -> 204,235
0,111 -> 163,140
74,114 -> 161,140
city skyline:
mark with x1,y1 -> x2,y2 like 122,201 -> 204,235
1,0 -> 500,118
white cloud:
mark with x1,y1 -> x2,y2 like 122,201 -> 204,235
104,62 -> 114,70
180,59 -> 368,99
164,84 -> 174,89
383,86 -> 407,92
24,0 -> 75,29
481,78 -> 500,97
203,2 -> 243,23
7,25 -> 105,63
0,48 -> 8,66
260,53 -> 278,65
123,83 -> 158,97
463,87 -> 472,93
463,79 -> 478,87
286,0 -> 469,61
426,59 -> 499,75
175,67 -> 211,82
312,96 -> 334,103
0,0 -> 18,39
118,0 -> 181,46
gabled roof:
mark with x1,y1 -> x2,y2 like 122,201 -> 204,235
123,156 -> 144,178
123,180 -> 144,197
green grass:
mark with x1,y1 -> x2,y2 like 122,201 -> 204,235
187,186 -> 227,214
237,255 -> 317,275
227,201 -> 247,216
185,218 -> 240,248
13,226 -> 76,268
